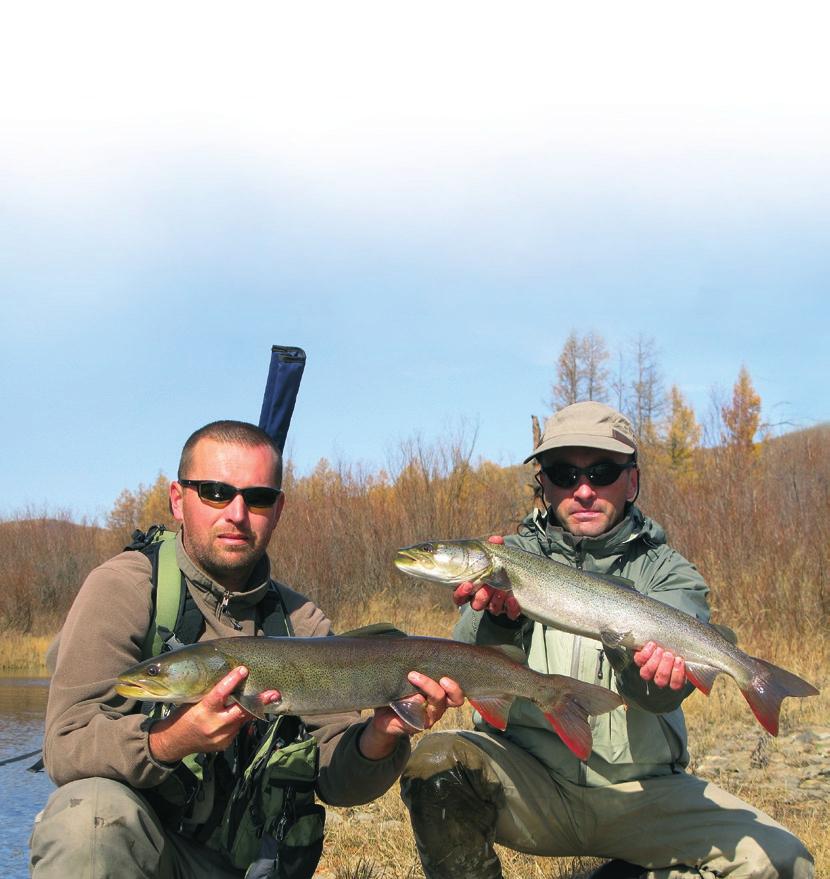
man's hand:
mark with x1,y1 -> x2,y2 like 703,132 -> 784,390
358,672 -> 465,760
632,642 -> 687,690
452,536 -> 522,620
148,666 -> 280,764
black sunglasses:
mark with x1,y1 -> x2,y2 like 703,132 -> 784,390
539,461 -> 636,489
179,480 -> 282,509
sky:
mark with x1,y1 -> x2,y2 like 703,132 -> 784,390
2,2 -> 829,523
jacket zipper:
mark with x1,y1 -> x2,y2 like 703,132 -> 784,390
217,592 -> 244,631
572,547 -> 589,783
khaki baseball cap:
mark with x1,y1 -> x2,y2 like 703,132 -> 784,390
524,401 -> 637,463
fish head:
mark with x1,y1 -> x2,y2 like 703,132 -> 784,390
115,646 -> 229,703
394,539 -> 493,585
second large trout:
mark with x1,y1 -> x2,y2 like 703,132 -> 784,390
394,539 -> 819,735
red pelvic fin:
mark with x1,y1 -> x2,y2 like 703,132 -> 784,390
469,696 -> 513,731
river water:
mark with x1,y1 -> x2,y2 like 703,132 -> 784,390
0,676 -> 53,878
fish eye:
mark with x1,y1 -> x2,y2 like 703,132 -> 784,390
420,543 -> 434,553
147,664 -> 161,677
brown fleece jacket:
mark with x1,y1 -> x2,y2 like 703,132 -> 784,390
43,531 -> 409,808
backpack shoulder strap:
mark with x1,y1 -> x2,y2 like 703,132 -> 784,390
128,526 -> 186,659
260,581 -> 292,638
145,534 -> 184,658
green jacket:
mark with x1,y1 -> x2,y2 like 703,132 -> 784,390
453,504 -> 711,786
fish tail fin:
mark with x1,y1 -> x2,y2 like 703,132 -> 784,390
741,658 -> 819,737
538,677 -> 623,762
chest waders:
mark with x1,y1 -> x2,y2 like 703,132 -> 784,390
127,526 -> 325,879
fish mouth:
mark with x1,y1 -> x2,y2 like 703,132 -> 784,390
393,550 -> 422,569
115,679 -> 172,700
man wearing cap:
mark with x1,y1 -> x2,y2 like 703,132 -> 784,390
400,402 -> 813,878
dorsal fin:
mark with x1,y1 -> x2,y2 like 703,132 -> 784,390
480,643 -> 527,664
339,623 -> 408,638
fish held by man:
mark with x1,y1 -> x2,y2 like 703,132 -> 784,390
115,625 -> 622,761
394,539 -> 820,736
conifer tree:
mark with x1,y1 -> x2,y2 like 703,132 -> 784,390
721,366 -> 762,452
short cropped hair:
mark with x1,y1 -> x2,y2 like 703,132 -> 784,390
178,420 -> 283,487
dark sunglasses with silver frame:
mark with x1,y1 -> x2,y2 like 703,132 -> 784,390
538,460 -> 636,490
179,480 -> 283,509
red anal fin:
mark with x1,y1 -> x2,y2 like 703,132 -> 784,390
684,662 -> 719,696
469,696 -> 513,731
541,696 -> 593,761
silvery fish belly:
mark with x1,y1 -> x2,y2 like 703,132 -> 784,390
394,538 -> 819,736
115,626 -> 623,761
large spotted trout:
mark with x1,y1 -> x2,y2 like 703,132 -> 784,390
116,625 -> 622,760
394,539 -> 819,736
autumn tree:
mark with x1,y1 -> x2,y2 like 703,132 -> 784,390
665,385 -> 701,471
626,334 -> 665,444
549,330 -> 609,410
550,331 -> 582,408
721,365 -> 762,452
582,331 -> 610,402
107,473 -> 174,544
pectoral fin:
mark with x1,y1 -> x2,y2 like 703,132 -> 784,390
599,628 -> 632,650
230,693 -> 275,721
390,698 -> 427,730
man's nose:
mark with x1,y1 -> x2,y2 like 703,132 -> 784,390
223,493 -> 250,521
573,478 -> 596,500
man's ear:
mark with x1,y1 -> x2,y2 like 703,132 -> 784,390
627,467 -> 640,503
170,480 -> 185,522
272,491 -> 286,526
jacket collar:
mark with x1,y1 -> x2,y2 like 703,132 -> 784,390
531,503 -> 656,560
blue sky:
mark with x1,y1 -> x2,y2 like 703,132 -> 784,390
2,2 -> 829,522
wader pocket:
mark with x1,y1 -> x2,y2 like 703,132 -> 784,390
244,802 -> 325,879
210,719 -> 323,877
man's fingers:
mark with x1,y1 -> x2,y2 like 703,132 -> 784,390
438,676 -> 465,707
452,582 -> 477,607
203,666 -> 248,709
633,641 -> 657,667
505,596 -> 522,620
486,535 -> 505,545
407,671 -> 447,704
407,672 -> 467,728
669,657 -> 686,690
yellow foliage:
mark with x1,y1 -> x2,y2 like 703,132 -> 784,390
667,385 -> 701,473
721,365 -> 762,452
107,473 -> 175,545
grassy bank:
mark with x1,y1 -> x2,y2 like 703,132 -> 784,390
0,633 -> 53,673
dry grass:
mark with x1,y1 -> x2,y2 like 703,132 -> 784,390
0,633 -> 53,672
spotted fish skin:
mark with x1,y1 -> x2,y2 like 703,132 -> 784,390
116,627 -> 622,761
394,538 -> 819,736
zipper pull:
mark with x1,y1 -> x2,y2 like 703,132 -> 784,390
217,592 -> 244,631
596,648 -> 605,681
